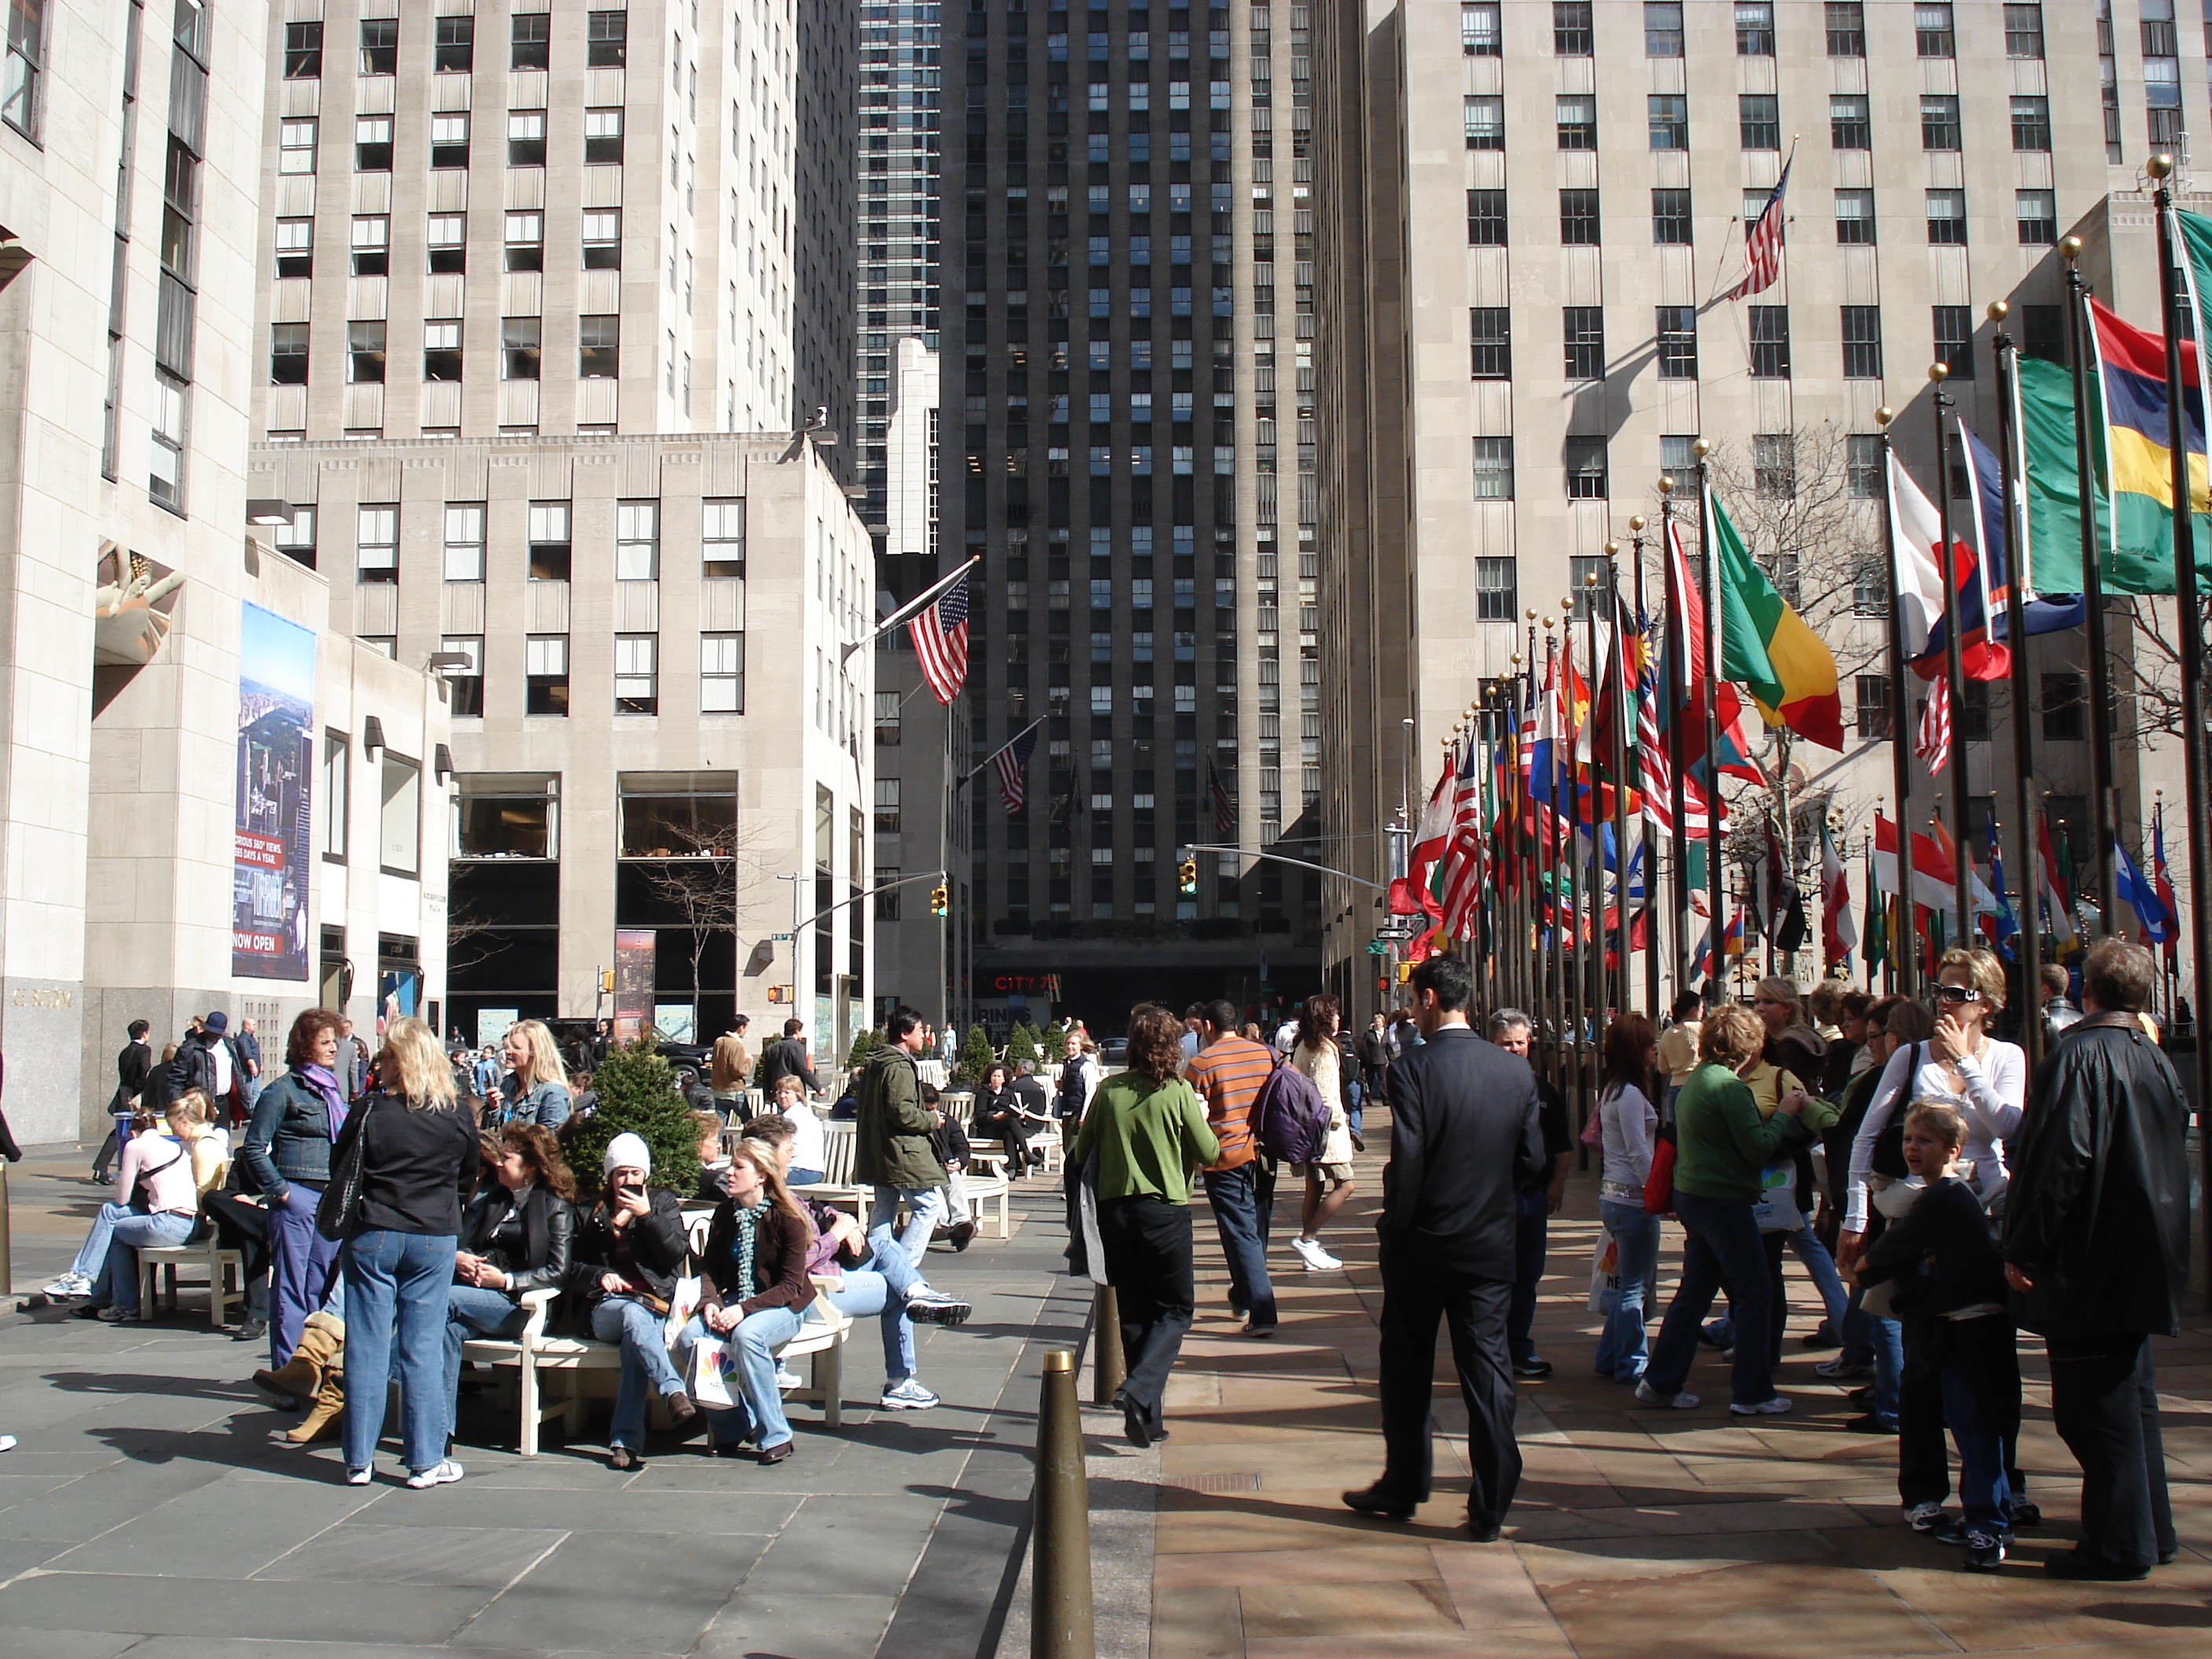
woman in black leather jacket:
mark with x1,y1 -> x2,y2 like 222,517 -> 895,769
440,1123 -> 577,1434
566,1131 -> 698,1468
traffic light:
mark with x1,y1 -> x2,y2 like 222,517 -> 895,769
600,969 -> 615,994
929,881 -> 950,917
1177,856 -> 1199,895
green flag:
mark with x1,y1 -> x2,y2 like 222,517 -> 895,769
2017,356 -> 2113,595
1862,856 -> 1887,969
1708,491 -> 1845,748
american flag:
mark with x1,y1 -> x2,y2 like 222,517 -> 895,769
1437,739 -> 1486,939
1916,674 -> 1951,774
1208,761 -> 1235,837
1633,615 -> 1672,831
909,571 -> 971,704
1726,157 -> 1792,301
992,723 -> 1038,815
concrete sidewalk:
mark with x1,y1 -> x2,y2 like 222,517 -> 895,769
1144,1130 -> 2212,1659
0,1145 -> 1087,1659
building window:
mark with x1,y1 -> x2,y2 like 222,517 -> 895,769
2021,304 -> 2065,365
876,867 -> 903,921
1475,558 -> 1517,620
1462,3 -> 1501,55
283,20 -> 322,80
1925,189 -> 1967,246
354,115 -> 393,172
423,319 -> 462,382
1826,2 -> 1866,56
358,17 -> 398,77
1559,189 -> 1600,245
357,504 -> 399,582
1652,188 -> 1692,245
583,209 -> 621,269
441,635 -> 484,718
703,499 -> 745,577
511,11 -> 551,71
427,213 -> 465,274
1470,308 -> 1511,378
434,14 -> 474,73
1736,2 -> 1775,53
1463,95 -> 1503,151
1833,189 -> 1875,246
1855,675 -> 1892,738
500,317 -> 540,380
149,373 -> 186,509
1645,2 -> 1683,56
873,691 -> 900,746
873,778 -> 902,834
1848,434 -> 1883,498
1934,305 -> 1976,379
504,211 -> 544,273
347,320 -> 386,385
1841,306 -> 1884,379
1916,3 -> 1955,57
1467,189 -> 1507,246
1472,438 -> 1514,500
270,323 -> 309,385
1657,306 -> 1697,379
526,635 -> 569,716
280,118 -> 318,174
2004,2 -> 2043,58
274,218 -> 313,280
1921,95 -> 1961,152
584,107 -> 624,164
274,505 -> 317,569
1649,95 -> 1688,151
2011,95 -> 2051,153
2017,190 -> 2057,246
1739,94 -> 1780,152
1563,307 -> 1605,381
528,502 -> 571,580
1565,436 -> 1609,499
1830,94 -> 1870,150
2042,672 -> 2085,741
1749,307 -> 1790,379
323,734 -> 350,860
616,500 -> 660,580
1555,2 -> 1594,55
1556,96 -> 1596,151
701,633 -> 745,713
1753,434 -> 1796,499
427,112 -> 470,168
507,111 -> 547,167
579,315 -> 620,377
350,216 -> 389,277
442,504 -> 485,582
379,753 -> 420,877
1661,434 -> 1697,476
614,635 -> 658,715
587,9 -> 628,68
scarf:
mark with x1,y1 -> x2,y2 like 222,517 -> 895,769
727,1200 -> 766,1296
300,1063 -> 348,1143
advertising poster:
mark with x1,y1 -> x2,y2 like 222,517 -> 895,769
613,928 -> 657,1040
379,968 -> 419,1036
233,602 -> 314,980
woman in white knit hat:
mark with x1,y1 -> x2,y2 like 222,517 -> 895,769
566,1130 -> 697,1470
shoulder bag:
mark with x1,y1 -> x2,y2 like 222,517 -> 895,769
314,1097 -> 375,1242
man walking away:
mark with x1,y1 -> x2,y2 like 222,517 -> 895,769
1186,999 -> 1279,1337
1357,1012 -> 1395,1131
2003,937 -> 2189,1581
1346,955 -> 1547,1540
760,1019 -> 819,1097
93,1020 -> 154,1183
711,1015 -> 754,1122
1489,1009 -> 1571,1379
854,1009 -> 947,1261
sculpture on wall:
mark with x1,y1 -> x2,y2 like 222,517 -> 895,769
93,543 -> 184,667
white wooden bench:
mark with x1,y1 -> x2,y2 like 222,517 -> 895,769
136,1241 -> 244,1328
789,1122 -> 870,1216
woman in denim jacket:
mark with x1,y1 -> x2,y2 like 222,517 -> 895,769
495,1019 -> 572,1130
239,1008 -> 352,1369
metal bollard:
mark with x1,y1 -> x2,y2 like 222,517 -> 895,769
1033,1349 -> 1095,1659
1090,1284 -> 1125,1405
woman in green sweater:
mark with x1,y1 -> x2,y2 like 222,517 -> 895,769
1071,1003 -> 1221,1448
1635,1003 -> 1806,1416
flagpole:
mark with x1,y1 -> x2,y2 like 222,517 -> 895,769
1694,443 -> 1723,987
1989,306 -> 2048,1067
953,714 -> 1048,791
1511,646 -> 1531,1024
2149,156 -> 2212,1204
1928,363 -> 1975,943
1659,479 -> 1690,1002
1562,603 -> 1590,1122
2060,238 -> 2123,932
1543,623 -> 1566,1090
840,554 -> 981,663
1874,409 -> 1920,997
1583,572 -> 1611,1054
1628,521 -> 1658,1017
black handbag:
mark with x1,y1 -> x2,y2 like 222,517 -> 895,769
314,1098 -> 375,1242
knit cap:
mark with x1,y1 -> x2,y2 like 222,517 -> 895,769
603,1132 -> 652,1177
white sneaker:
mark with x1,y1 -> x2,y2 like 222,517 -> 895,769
1291,1237 -> 1342,1272
1727,1396 -> 1792,1417
1634,1380 -> 1700,1409
879,1378 -> 941,1411
0,1434 -> 16,1453
405,1459 -> 463,1489
40,1273 -> 90,1299
775,1367 -> 802,1390
346,1466 -> 372,1485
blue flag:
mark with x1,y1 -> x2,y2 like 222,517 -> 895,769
2116,839 -> 2174,944
1983,818 -> 2019,961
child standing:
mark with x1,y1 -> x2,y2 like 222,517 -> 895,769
1857,1101 -> 2021,1572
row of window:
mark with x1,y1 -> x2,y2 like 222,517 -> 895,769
278,499 -> 746,586
1467,184 -> 2057,251
270,317 -> 621,386
276,108 -> 624,174
277,211 -> 624,281
1473,305 -> 2031,386
1851,672 -> 2087,744
429,632 -> 745,720
1464,93 -> 2053,156
1468,431 -> 1868,511
281,13 -> 624,79
1464,2 -> 2042,64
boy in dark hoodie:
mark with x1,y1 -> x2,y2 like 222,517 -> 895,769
1858,1101 -> 2020,1573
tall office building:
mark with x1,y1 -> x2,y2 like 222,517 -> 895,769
246,2 -> 875,1051
1313,0 -> 2196,1007
946,0 -> 1327,1027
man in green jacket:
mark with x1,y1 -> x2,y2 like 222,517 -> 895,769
857,1008 -> 949,1260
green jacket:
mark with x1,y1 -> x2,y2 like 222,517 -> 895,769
1672,1061 -> 1793,1203
854,1045 -> 942,1189
1070,1072 -> 1220,1203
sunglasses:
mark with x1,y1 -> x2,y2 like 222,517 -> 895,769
1933,985 -> 1983,1004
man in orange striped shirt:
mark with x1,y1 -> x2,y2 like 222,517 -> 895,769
1186,999 -> 1279,1337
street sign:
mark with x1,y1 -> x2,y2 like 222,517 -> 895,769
771,932 -> 793,941
1365,941 -> 1387,955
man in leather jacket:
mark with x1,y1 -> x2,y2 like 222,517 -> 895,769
2002,938 -> 2190,1581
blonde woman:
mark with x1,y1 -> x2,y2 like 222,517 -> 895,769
334,1016 -> 481,1489
1288,993 -> 1356,1272
52,1093 -> 215,1319
494,1019 -> 572,1130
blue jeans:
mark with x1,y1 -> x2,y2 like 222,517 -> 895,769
788,1166 -> 824,1187
71,1201 -> 134,1279
818,1225 -> 933,1379
1708,1220 -> 1849,1360
267,1186 -> 341,1368
677,1306 -> 803,1450
443,1284 -> 528,1437
1507,1190 -> 1549,1364
340,1229 -> 459,1474
1842,1290 -> 1904,1423
1941,1332 -> 2016,1534
1343,1079 -> 1364,1137
1595,1199 -> 1661,1380
869,1185 -> 946,1263
592,1295 -> 686,1451
86,1209 -> 195,1309
1200,1163 -> 1276,1331
1643,1191 -> 1777,1407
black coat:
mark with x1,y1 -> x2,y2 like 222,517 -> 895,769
2002,1013 -> 2192,1339
1378,1024 -> 1548,1280
460,1182 -> 576,1297
566,1186 -> 690,1310
760,1038 -> 819,1093
1862,1176 -> 2007,1320
112,1042 -> 154,1114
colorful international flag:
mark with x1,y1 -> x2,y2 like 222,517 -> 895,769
1913,418 -> 2084,680
2118,836 -> 2174,946
1822,822 -> 1856,967
2038,806 -> 2078,954
909,571 -> 971,703
2154,802 -> 2180,961
1708,489 -> 1844,749
2087,295 -> 2212,594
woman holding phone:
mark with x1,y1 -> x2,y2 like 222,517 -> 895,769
567,1132 -> 696,1470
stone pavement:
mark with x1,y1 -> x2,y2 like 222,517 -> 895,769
1147,1128 -> 2212,1659
0,1145 -> 1087,1659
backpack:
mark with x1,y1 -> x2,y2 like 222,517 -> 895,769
1253,1057 -> 1330,1166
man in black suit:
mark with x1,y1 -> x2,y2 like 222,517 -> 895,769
92,1020 -> 156,1183
1345,953 -> 1547,1540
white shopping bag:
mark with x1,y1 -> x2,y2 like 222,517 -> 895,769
685,1332 -> 738,1409
661,1274 -> 702,1351
1588,1229 -> 1621,1313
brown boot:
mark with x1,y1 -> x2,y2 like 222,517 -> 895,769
287,1372 -> 345,1444
255,1311 -> 346,1401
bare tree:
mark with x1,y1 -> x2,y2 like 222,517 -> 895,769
632,817 -> 773,1032
2108,595 -> 2212,742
